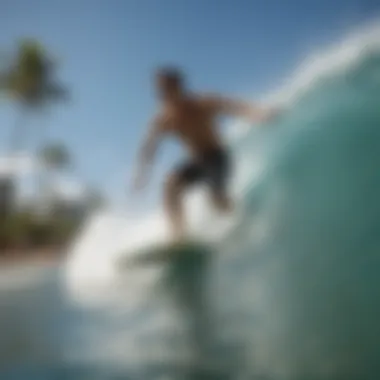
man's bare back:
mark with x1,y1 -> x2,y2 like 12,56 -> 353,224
133,67 -> 277,241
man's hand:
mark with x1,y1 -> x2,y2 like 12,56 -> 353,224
203,95 -> 282,124
130,169 -> 149,195
255,107 -> 282,123
130,115 -> 166,196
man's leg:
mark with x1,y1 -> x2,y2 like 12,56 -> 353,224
208,149 -> 233,213
164,174 -> 186,242
164,162 -> 203,242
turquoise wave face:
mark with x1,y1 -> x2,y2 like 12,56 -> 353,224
59,39 -> 380,379
221,47 -> 380,378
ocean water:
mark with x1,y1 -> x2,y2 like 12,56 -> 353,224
1,22 -> 380,380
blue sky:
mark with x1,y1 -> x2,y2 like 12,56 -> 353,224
1,0 -> 379,207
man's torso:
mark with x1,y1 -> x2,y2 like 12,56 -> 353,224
160,96 -> 223,158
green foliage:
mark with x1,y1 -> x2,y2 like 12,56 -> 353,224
38,142 -> 71,170
0,38 -> 68,106
0,39 -> 105,258
0,209 -> 81,253
0,212 -> 31,249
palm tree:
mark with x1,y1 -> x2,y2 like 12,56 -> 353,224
0,39 -> 68,212
1,39 -> 68,152
39,142 -> 70,170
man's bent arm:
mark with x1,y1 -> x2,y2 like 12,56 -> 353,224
132,116 -> 165,190
203,95 -> 276,123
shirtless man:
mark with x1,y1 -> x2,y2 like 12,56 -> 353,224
132,67 -> 277,242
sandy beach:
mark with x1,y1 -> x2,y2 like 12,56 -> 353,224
0,247 -> 65,267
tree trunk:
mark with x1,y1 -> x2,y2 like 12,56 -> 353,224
35,111 -> 53,219
0,106 -> 27,251
5,107 -> 27,212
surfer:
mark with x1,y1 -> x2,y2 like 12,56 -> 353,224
132,67 -> 278,242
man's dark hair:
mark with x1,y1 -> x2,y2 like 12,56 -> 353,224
156,67 -> 184,87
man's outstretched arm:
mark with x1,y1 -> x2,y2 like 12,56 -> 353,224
132,116 -> 166,192
203,95 -> 278,124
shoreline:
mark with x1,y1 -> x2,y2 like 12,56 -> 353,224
0,247 -> 66,268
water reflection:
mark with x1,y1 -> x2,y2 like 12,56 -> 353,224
0,255 -> 236,380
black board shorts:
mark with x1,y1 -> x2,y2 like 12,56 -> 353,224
174,148 -> 230,194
